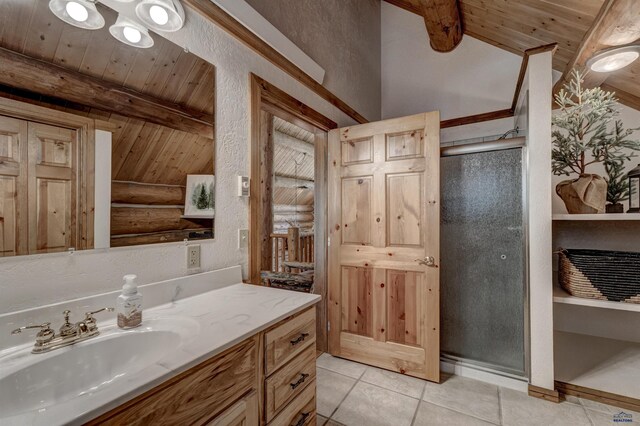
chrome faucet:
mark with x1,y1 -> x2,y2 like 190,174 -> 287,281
11,307 -> 114,354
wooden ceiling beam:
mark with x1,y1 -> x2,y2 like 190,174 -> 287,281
0,47 -> 214,138
417,0 -> 463,52
553,0 -> 640,96
385,0 -> 462,52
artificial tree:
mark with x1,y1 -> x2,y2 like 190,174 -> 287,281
552,69 -> 640,213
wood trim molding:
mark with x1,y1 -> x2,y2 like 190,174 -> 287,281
0,47 -> 214,138
183,0 -> 368,125
513,43 -> 558,112
252,75 -> 337,132
528,384 -> 561,403
249,74 -> 334,352
440,108 -> 513,129
555,381 -> 640,412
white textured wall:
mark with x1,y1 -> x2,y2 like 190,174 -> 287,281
0,3 -> 356,315
381,2 -> 521,123
246,0 -> 381,121
525,52 -> 555,390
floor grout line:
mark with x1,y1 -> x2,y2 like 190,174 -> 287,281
578,398 -> 597,426
327,367 -> 363,421
498,386 -> 504,425
410,381 -> 428,426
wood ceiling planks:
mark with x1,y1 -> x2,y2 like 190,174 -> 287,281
0,0 -> 214,116
385,0 -> 640,110
386,0 -> 604,72
0,0 -> 215,187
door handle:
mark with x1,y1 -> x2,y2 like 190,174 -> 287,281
415,256 -> 438,267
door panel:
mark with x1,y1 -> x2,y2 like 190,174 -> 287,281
386,130 -> 423,160
342,137 -> 373,165
0,116 -> 27,256
28,122 -> 78,254
341,266 -> 373,337
341,177 -> 372,245
387,173 -> 423,246
387,269 -> 421,346
328,112 -> 440,382
36,178 -> 73,252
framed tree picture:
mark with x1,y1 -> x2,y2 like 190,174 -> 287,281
184,175 -> 215,218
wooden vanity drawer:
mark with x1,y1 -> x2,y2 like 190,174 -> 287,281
265,345 -> 316,422
268,379 -> 316,426
87,337 -> 258,426
208,391 -> 259,426
265,307 -> 316,375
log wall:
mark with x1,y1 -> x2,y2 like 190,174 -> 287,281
110,180 -> 213,247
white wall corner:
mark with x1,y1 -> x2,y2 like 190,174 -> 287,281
525,51 -> 555,390
94,130 -> 112,250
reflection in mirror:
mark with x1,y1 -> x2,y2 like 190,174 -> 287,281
0,1 -> 215,256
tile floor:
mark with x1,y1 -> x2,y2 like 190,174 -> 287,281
315,353 -> 638,426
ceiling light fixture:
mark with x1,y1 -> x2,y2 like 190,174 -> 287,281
587,45 -> 640,73
49,0 -> 105,30
109,15 -> 154,48
135,0 -> 185,32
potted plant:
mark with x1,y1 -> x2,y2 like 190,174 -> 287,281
553,70 -> 640,214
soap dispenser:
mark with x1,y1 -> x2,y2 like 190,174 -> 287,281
117,274 -> 143,329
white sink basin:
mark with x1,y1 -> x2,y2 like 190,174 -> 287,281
0,316 -> 199,419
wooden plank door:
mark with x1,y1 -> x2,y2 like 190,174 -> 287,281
0,115 -> 28,256
327,112 -> 441,382
27,122 -> 79,254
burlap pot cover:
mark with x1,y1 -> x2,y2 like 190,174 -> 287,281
556,174 -> 607,214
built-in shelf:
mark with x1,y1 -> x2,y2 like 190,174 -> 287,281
554,331 -> 640,400
553,286 -> 640,313
553,213 -> 640,221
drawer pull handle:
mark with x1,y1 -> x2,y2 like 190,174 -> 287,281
290,373 -> 310,390
293,412 -> 310,426
290,333 -> 309,346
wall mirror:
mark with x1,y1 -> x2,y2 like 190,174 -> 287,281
0,0 -> 215,256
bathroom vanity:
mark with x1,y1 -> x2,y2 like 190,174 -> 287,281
0,267 -> 320,426
87,306 -> 318,426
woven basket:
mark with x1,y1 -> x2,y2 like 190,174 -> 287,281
558,249 -> 640,304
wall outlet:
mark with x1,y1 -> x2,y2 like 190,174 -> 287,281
238,229 -> 249,249
187,244 -> 201,269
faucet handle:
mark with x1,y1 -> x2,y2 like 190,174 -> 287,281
84,307 -> 115,319
11,323 -> 55,345
11,322 -> 52,335
84,308 -> 114,332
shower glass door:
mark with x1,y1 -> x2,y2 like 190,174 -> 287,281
441,146 -> 526,377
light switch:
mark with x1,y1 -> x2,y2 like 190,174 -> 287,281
237,176 -> 250,197
238,229 -> 249,249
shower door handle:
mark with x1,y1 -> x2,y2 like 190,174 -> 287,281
416,256 -> 438,267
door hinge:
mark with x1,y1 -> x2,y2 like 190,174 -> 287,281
327,237 -> 331,247
327,321 -> 331,332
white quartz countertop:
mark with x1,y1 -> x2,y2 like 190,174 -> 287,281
0,283 -> 320,426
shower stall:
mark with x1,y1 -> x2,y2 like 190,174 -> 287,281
440,138 -> 528,378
